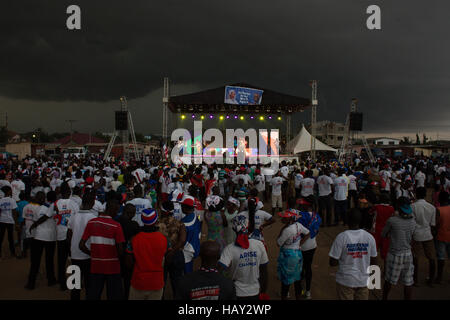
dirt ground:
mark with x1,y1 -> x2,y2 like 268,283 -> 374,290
0,198 -> 449,300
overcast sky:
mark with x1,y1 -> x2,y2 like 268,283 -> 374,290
1,1 -> 449,140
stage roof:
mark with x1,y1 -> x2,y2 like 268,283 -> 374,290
167,83 -> 311,114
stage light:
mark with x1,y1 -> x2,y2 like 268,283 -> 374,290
259,116 -> 264,120
201,115 -> 205,120
219,115 -> 224,120
192,114 -> 195,118
240,116 -> 244,120
234,115 -> 238,119
226,115 -> 230,119
268,116 -> 272,120
250,116 -> 254,119
181,114 -> 186,119
278,116 -> 282,120
209,115 -> 213,119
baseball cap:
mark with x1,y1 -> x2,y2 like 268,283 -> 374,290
141,208 -> 158,225
297,198 -> 311,206
181,196 -> 195,208
227,196 -> 240,207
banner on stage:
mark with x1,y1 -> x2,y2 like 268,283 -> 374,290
224,86 -> 263,105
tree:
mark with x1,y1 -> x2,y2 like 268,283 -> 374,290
415,133 -> 420,145
401,136 -> 411,145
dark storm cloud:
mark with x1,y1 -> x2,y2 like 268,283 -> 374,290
0,0 -> 449,134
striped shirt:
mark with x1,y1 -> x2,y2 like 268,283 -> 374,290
81,216 -> 125,274
381,215 -> 417,254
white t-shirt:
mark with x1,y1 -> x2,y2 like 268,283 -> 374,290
11,180 -> 25,202
280,166 -> 289,179
132,168 -> 146,184
92,200 -> 105,215
233,174 -> 251,186
23,203 -> 40,238
329,229 -> 377,288
414,171 -> 426,188
254,175 -> 265,192
294,173 -> 303,189
127,198 -> 152,227
317,175 -> 333,197
277,222 -> 310,250
411,199 -> 436,242
55,199 -> 79,241
237,210 -> 273,241
334,176 -> 349,201
159,175 -> 171,194
379,170 -> 391,192
0,197 -> 18,224
348,175 -> 357,191
34,204 -> 57,242
219,239 -> 269,297
70,195 -> 82,209
271,177 -> 284,196
300,178 -> 315,197
68,209 -> 97,260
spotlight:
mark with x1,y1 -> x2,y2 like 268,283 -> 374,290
268,116 -> 272,120
219,115 -> 224,120
259,116 -> 264,120
234,115 -> 238,119
209,115 -> 213,119
181,114 -> 186,119
240,116 -> 244,120
278,116 -> 282,120
192,114 -> 195,118
201,115 -> 205,120
226,115 -> 230,119
250,116 -> 254,119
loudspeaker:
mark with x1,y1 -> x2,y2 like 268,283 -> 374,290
115,111 -> 128,130
349,112 -> 363,131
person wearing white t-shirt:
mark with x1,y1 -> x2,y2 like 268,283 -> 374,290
254,171 -> 266,200
0,186 -> 18,258
238,198 -> 275,242
410,187 -> 437,286
299,170 -> 315,198
317,169 -> 334,226
218,215 -> 269,300
347,170 -> 358,209
334,169 -> 349,226
127,185 -> 152,227
0,174 -> 12,198
329,208 -> 377,300
294,170 -> 303,199
67,190 -> 97,300
22,201 -> 41,258
11,174 -> 26,202
25,191 -> 58,290
414,169 -> 426,189
55,185 -> 79,290
270,172 -> 285,215
276,209 -> 310,300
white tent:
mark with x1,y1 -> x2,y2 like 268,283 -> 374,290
286,125 -> 338,154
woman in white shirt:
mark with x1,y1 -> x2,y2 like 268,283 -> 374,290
237,197 -> 274,244
276,209 -> 310,300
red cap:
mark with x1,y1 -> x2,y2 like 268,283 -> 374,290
181,197 -> 195,207
297,198 -> 311,205
86,177 -> 94,184
278,209 -> 298,218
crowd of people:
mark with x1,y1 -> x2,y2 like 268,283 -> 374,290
0,153 -> 449,300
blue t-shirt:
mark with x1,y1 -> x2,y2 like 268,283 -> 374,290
16,200 -> 29,223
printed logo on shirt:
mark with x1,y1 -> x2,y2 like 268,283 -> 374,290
346,243 -> 369,258
238,251 -> 258,267
189,286 -> 220,300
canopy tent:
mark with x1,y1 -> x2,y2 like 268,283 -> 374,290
286,125 -> 338,154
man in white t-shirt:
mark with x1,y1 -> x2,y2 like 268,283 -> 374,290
299,170 -> 315,198
329,209 -> 377,300
334,169 -> 349,226
410,187 -> 437,286
294,170 -> 303,198
0,186 -> 18,258
271,172 -> 285,215
218,215 -> 269,300
25,191 -> 57,290
414,169 -> 426,189
11,173 -> 26,202
317,169 -> 334,226
126,185 -> 152,227
67,190 -> 97,300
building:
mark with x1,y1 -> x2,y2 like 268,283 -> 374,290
367,137 -> 401,146
309,121 -> 346,148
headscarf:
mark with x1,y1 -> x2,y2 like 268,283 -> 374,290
232,215 -> 249,249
